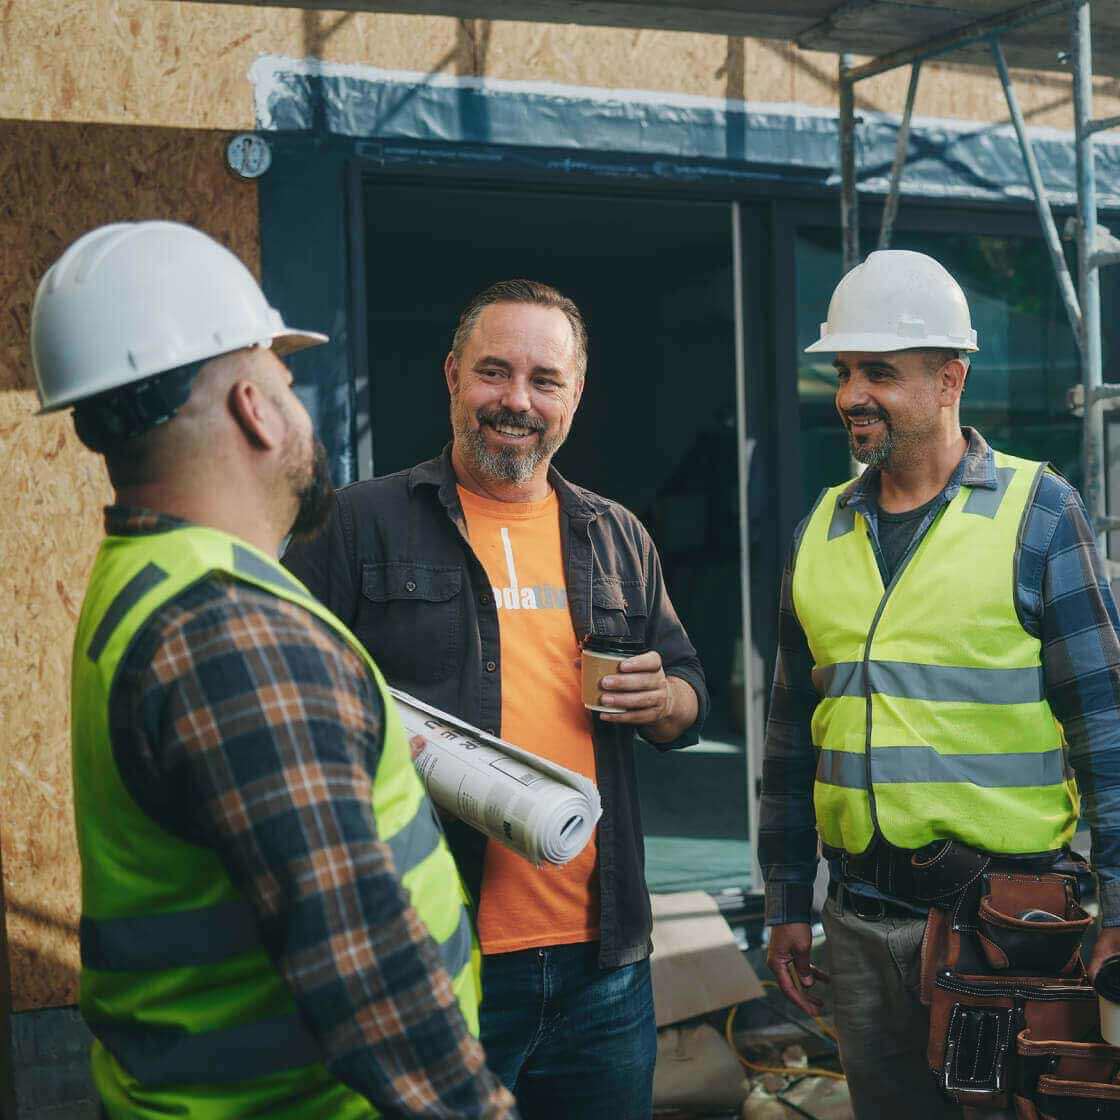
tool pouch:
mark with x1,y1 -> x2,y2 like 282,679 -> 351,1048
977,874 -> 1092,976
1012,1030 -> 1120,1119
928,971 -> 1098,1109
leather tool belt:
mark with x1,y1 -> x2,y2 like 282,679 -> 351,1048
823,838 -> 1059,911
911,846 -> 1120,1114
826,839 -> 1120,1112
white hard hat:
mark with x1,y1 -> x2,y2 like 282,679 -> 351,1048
31,221 -> 328,413
805,249 -> 978,354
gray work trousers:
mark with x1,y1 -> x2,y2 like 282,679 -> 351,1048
822,894 -> 1015,1120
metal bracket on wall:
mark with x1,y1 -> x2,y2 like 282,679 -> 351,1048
1067,383 -> 1120,416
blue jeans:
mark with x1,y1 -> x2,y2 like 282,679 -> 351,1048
479,942 -> 657,1120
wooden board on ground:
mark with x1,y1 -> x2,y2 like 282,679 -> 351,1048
650,890 -> 764,1027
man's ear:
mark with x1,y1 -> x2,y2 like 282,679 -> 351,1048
228,379 -> 282,450
443,351 -> 460,397
940,358 -> 968,405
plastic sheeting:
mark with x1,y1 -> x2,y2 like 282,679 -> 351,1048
252,55 -> 1120,208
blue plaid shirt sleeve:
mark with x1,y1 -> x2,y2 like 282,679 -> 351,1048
1026,472 -> 1120,927
758,517 -> 821,927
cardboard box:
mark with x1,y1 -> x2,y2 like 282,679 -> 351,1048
650,891 -> 764,1027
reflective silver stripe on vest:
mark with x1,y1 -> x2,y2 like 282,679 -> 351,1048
93,1013 -> 321,1088
386,802 -> 443,878
962,467 -> 1016,518
816,747 -> 1067,789
81,900 -> 260,972
82,807 -> 451,971
816,750 -> 867,789
813,660 -> 1044,705
813,661 -> 864,698
92,910 -> 473,1088
87,563 -> 169,662
232,543 -> 304,596
871,746 -> 1067,787
439,906 -> 474,978
388,806 -> 473,976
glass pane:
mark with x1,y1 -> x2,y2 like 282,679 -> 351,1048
362,182 -> 752,893
795,226 -> 1085,513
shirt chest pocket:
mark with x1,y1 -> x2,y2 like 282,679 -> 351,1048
591,579 -> 648,643
359,562 -> 464,687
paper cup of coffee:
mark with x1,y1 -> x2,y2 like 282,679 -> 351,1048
1094,953 -> 1120,1044
581,635 -> 646,713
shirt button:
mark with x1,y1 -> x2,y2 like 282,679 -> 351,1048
405,580 -> 417,592
485,660 -> 497,672
480,592 -> 492,605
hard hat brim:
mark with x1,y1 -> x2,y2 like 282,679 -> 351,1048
272,328 -> 329,357
805,331 -> 979,354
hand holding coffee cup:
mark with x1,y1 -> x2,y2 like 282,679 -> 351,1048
581,635 -> 671,724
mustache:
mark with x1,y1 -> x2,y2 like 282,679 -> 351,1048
844,407 -> 889,423
477,406 -> 546,433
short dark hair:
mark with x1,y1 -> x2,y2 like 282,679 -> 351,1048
918,348 -> 962,374
451,280 -> 588,377
72,360 -> 203,487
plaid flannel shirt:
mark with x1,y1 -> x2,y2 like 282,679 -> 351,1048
759,430 -> 1120,928
104,508 -> 516,1118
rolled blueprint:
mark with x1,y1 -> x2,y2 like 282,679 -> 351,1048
390,688 -> 602,866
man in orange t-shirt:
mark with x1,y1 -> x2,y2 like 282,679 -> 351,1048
285,280 -> 708,1119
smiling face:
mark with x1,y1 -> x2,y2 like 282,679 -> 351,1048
446,301 -> 584,489
834,349 -> 961,471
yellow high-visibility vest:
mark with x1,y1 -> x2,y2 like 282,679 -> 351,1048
792,450 -> 1079,855
72,525 -> 480,1119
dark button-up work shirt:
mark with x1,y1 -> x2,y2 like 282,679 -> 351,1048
284,448 -> 709,968
759,429 -> 1120,928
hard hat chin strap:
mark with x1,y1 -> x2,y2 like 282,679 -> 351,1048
73,361 -> 204,453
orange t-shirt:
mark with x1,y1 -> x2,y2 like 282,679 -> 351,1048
457,485 -> 600,955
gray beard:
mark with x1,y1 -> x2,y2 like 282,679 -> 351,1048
457,421 -> 562,484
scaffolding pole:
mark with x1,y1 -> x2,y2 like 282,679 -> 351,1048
878,62 -> 921,251
1071,0 -> 1108,550
990,37 -> 1083,343
839,53 -> 859,274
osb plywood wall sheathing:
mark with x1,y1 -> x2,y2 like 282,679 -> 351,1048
0,120 -> 259,1010
3,1 -> 1119,131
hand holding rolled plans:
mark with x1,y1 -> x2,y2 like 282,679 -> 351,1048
391,688 -> 602,866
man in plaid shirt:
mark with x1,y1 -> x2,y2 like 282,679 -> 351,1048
32,222 -> 516,1118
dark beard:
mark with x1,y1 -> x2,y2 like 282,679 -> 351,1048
850,426 -> 895,468
846,410 -> 894,469
289,439 -> 335,540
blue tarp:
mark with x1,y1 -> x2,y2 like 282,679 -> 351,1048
253,56 -> 1120,208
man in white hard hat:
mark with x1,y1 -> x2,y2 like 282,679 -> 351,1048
760,249 -> 1120,1118
32,221 -> 516,1119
